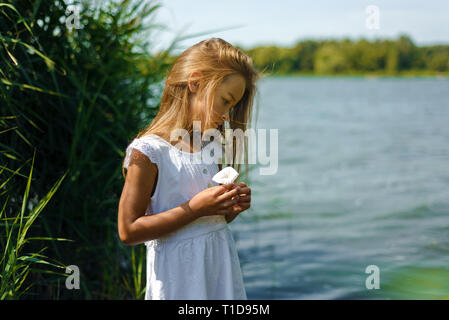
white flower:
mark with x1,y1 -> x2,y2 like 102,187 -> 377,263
212,166 -> 239,184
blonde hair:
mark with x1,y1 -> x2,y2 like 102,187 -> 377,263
122,37 -> 261,180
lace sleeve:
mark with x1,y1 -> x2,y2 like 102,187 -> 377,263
124,137 -> 159,169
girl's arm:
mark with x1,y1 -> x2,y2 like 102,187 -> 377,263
118,149 -> 200,246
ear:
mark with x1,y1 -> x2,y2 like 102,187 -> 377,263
188,71 -> 203,93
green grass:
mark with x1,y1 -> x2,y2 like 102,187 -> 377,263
0,150 -> 70,299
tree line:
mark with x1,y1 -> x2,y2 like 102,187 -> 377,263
239,34 -> 449,76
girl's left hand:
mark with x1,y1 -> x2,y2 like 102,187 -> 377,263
231,182 -> 251,213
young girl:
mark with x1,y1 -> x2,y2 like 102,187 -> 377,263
118,38 -> 260,300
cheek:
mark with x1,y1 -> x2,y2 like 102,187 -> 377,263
196,99 -> 212,122
210,104 -> 222,119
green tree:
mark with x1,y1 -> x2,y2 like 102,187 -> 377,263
296,40 -> 319,71
247,45 -> 281,74
428,52 -> 449,72
423,47 -> 449,72
396,34 -> 416,70
386,46 -> 399,74
314,43 -> 349,74
276,47 -> 296,74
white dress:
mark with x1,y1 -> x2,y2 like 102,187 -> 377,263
123,133 -> 247,300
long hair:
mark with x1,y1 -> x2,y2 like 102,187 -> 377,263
122,37 -> 261,180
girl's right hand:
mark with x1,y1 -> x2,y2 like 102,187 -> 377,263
188,183 -> 241,218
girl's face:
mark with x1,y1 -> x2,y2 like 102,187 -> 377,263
189,73 -> 246,131
211,74 -> 246,129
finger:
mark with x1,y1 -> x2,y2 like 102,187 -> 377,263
221,197 -> 240,208
236,198 -> 250,207
222,183 -> 237,190
237,195 -> 250,202
214,183 -> 236,196
229,204 -> 243,214
231,204 -> 244,214
235,203 -> 249,212
237,187 -> 251,195
239,201 -> 250,208
216,186 -> 240,202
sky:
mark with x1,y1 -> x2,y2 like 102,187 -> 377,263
147,0 -> 449,54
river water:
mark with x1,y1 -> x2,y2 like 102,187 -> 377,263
230,76 -> 449,299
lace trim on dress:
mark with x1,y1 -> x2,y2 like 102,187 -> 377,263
124,137 -> 159,168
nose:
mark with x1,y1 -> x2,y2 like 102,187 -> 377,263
221,111 -> 230,122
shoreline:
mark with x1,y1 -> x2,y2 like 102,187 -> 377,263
265,71 -> 449,79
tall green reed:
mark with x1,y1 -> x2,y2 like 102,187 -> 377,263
0,149 -> 70,299
0,0 -> 221,299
